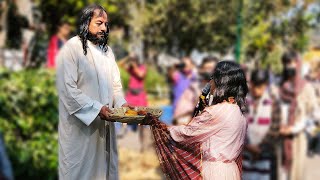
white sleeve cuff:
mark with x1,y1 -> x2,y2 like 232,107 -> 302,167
74,100 -> 104,126
114,97 -> 127,108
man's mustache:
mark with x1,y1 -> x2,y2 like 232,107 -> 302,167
97,31 -> 107,36
87,30 -> 108,45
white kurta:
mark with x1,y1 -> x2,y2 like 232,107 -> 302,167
56,36 -> 126,180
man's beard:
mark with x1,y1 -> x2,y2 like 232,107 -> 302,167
87,31 -> 108,46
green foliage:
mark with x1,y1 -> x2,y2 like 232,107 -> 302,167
0,66 -> 167,179
119,65 -> 168,94
240,0 -> 319,71
33,0 -> 319,72
144,66 -> 167,94
143,0 -> 238,55
119,67 -> 129,91
0,69 -> 58,180
35,0 -> 127,35
264,44 -> 284,74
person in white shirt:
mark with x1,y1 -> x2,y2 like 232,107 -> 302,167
279,51 -> 320,180
56,4 -> 129,180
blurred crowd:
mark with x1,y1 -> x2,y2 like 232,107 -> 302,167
0,0 -> 71,70
115,49 -> 320,180
164,52 -> 320,180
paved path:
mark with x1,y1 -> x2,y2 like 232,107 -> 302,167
306,155 -> 320,180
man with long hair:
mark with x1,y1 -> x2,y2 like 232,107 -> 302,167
56,4 -> 129,180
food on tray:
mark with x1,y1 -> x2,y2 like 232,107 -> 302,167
125,109 -> 138,116
109,107 -> 162,124
124,109 -> 148,116
137,110 -> 147,116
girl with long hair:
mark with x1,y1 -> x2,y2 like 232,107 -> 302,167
143,61 -> 249,180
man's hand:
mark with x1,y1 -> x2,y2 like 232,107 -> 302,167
99,106 -> 113,120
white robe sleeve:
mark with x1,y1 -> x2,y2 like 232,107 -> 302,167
291,120 -> 307,134
73,100 -> 104,126
110,50 -> 126,108
56,44 -> 104,126
291,84 -> 320,134
309,86 -> 320,122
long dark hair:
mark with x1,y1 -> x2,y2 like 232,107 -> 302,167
250,69 -> 269,86
281,50 -> 298,85
210,61 -> 248,113
77,4 -> 109,55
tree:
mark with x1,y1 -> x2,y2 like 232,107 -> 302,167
35,0 -> 128,36
143,0 -> 238,56
34,0 -> 320,69
240,0 -> 319,72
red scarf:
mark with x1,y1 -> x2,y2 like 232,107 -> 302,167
280,58 -> 306,170
47,35 -> 59,68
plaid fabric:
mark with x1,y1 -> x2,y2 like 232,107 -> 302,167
261,98 -> 282,147
280,58 -> 306,170
149,116 -> 243,180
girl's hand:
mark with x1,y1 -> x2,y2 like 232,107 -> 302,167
142,113 -> 156,125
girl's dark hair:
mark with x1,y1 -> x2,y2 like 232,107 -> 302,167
56,20 -> 70,33
281,50 -> 298,84
211,61 -> 249,113
281,50 -> 297,65
129,55 -> 139,64
58,19 -> 71,27
200,56 -> 219,68
77,4 -> 109,55
250,69 -> 269,86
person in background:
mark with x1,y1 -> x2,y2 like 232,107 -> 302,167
124,55 -> 147,110
0,133 -> 13,180
173,56 -> 218,125
279,51 -> 320,180
47,20 -> 71,68
5,0 -> 29,49
119,54 -> 148,151
169,56 -> 197,113
56,5 -> 129,179
306,61 -> 320,156
243,69 -> 282,180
